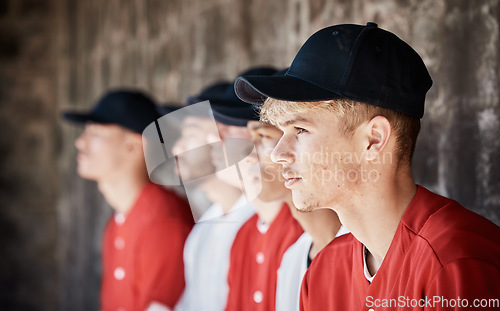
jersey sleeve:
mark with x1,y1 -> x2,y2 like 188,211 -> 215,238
426,258 -> 500,310
137,220 -> 191,310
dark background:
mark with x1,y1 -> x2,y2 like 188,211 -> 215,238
0,0 -> 499,310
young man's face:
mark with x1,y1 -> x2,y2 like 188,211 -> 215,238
246,121 -> 289,202
75,123 -> 131,181
271,108 -> 363,212
210,122 -> 253,189
172,116 -> 217,181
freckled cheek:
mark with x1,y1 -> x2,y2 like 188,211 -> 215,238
296,147 -> 331,169
259,155 -> 283,178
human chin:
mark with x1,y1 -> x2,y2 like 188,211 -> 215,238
257,179 -> 286,202
76,164 -> 98,181
178,157 -> 213,181
291,190 -> 319,213
177,163 -> 196,181
215,167 -> 241,189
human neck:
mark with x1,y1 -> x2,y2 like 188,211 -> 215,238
298,209 -> 342,260
200,177 -> 242,214
97,172 -> 149,215
252,194 -> 291,225
335,172 -> 417,274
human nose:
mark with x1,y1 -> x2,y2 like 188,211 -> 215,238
206,131 -> 220,144
75,131 -> 86,151
270,135 -> 295,164
216,122 -> 227,141
172,139 -> 186,155
244,147 -> 259,164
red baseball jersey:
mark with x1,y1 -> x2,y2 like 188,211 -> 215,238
300,186 -> 500,311
226,203 -> 304,311
101,182 -> 193,311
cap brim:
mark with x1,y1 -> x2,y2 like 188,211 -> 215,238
234,74 -> 343,104
187,95 -> 244,108
62,112 -> 104,124
156,104 -> 180,116
186,96 -> 203,106
212,108 -> 256,127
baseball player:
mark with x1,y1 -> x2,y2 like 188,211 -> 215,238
235,22 -> 500,311
64,90 -> 194,311
275,205 -> 349,311
217,69 -> 304,311
242,69 -> 350,311
172,81 -> 255,311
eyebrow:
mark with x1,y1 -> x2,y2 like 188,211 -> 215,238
183,121 -> 204,129
248,122 -> 273,131
278,116 -> 313,128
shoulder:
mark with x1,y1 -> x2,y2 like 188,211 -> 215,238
302,233 -> 357,301
229,214 -> 259,256
228,215 -> 259,274
319,232 -> 356,254
308,233 -> 356,273
426,257 -> 500,300
148,183 -> 189,209
141,183 -> 193,225
233,214 -> 259,240
415,192 -> 500,267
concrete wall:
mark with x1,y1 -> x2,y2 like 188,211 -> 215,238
0,0 -> 60,309
0,0 -> 498,310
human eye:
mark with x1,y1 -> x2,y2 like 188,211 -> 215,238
262,133 -> 274,140
254,129 -> 270,140
295,127 -> 309,135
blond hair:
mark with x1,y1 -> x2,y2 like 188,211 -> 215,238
260,98 -> 420,165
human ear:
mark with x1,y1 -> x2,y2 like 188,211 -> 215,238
125,133 -> 143,153
364,116 -> 391,161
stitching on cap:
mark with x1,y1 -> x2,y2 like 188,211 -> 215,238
339,26 -> 374,91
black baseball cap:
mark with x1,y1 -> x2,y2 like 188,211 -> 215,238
186,82 -> 232,106
156,103 -> 182,116
235,23 -> 433,118
63,89 -> 161,133
211,66 -> 278,126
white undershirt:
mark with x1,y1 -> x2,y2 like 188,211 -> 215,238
147,302 -> 171,311
256,218 -> 270,234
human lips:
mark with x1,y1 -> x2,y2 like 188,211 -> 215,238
284,177 -> 302,188
211,148 -> 226,169
282,172 -> 302,188
76,152 -> 87,163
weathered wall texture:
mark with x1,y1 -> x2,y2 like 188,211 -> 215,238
0,0 -> 60,310
0,0 -> 499,310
